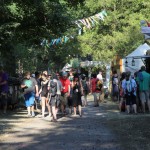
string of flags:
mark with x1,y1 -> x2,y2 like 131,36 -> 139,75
41,36 -> 74,48
75,9 -> 107,35
41,10 -> 107,48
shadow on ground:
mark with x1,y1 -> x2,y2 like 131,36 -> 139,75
0,100 -> 122,150
1,98 -> 150,150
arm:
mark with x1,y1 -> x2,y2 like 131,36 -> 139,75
39,81 -> 44,94
34,79 -> 39,96
0,73 -> 8,86
0,80 -> 7,86
79,80 -> 83,95
47,80 -> 50,91
21,80 -> 26,89
68,84 -> 70,96
21,84 -> 26,89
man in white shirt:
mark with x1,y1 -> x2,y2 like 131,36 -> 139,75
97,71 -> 103,81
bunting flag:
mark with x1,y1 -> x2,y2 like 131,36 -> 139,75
75,9 -> 107,33
41,35 -> 72,48
41,10 -> 107,48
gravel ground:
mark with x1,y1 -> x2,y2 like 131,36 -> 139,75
0,96 -> 150,150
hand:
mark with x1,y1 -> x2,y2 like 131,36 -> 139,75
36,93 -> 39,97
67,93 -> 70,97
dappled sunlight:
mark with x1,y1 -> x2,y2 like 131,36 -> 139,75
95,112 -> 106,116
107,109 -> 120,113
0,100 -> 123,150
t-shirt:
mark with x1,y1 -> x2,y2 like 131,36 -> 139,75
97,74 -> 103,81
60,78 -> 70,93
91,78 -> 100,93
137,71 -> 150,91
22,77 -> 37,94
0,72 -> 9,93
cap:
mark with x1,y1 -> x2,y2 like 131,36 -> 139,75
62,71 -> 68,77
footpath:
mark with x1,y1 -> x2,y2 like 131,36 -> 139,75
0,97 -> 124,150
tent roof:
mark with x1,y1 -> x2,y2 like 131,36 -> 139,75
126,43 -> 150,58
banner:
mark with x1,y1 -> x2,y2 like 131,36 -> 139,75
41,10 -> 107,48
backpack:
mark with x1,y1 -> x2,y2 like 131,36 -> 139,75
95,79 -> 103,90
81,80 -> 88,91
125,80 -> 134,95
49,80 -> 57,97
113,77 -> 118,85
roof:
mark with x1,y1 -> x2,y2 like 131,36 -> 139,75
126,43 -> 150,58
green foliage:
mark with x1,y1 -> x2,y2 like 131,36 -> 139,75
1,0 -> 150,75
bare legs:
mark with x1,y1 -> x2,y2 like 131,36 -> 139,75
27,105 -> 34,116
73,105 -> 82,117
41,97 -> 51,117
126,104 -> 137,114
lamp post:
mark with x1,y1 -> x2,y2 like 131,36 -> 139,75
132,58 -> 135,66
125,58 -> 128,67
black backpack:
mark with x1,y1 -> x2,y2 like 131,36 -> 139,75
49,80 -> 57,97
81,80 -> 88,91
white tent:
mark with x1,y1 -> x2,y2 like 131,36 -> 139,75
122,43 -> 150,74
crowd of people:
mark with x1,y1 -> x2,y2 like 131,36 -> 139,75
112,66 -> 150,114
1,65 -> 149,119
0,66 -> 105,121
19,70 -> 103,121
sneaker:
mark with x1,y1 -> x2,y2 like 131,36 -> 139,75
27,114 -> 32,117
48,113 -> 52,117
51,118 -> 57,122
32,112 -> 35,117
72,114 -> 77,117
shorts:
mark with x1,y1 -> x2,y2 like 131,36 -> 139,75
140,91 -> 150,103
41,91 -> 48,97
0,93 -> 8,105
125,94 -> 136,105
60,93 -> 68,106
92,92 -> 100,102
24,92 -> 35,107
50,95 -> 60,107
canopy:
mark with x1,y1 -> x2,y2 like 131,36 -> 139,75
126,43 -> 150,58
122,43 -> 150,74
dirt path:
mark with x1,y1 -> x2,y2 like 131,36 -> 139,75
0,97 -> 124,150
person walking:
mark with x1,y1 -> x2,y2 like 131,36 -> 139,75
39,73 -> 51,118
48,74 -> 62,122
34,71 -> 41,110
112,70 -> 119,101
0,66 -> 9,114
21,71 -> 39,117
72,74 -> 82,117
90,74 -> 101,107
137,66 -> 150,113
122,72 -> 137,114
60,72 -> 71,115
81,74 -> 89,106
